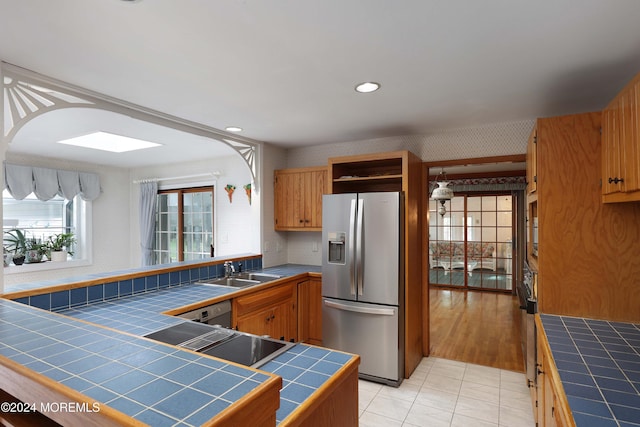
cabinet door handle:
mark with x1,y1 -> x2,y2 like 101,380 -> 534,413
609,177 -> 624,184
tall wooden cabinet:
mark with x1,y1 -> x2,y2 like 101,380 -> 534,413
602,71 -> 640,203
534,112 -> 640,322
274,166 -> 327,231
327,150 -> 424,378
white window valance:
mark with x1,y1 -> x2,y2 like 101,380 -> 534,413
3,163 -> 101,201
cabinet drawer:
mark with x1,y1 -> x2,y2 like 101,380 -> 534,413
234,283 -> 295,316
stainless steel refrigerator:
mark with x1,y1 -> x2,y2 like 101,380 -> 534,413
322,191 -> 404,386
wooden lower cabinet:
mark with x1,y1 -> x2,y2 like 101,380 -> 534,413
297,277 -> 322,345
233,281 -> 297,342
536,317 -> 574,427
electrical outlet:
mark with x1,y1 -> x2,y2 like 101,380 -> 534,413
312,241 -> 318,252
264,241 -> 271,252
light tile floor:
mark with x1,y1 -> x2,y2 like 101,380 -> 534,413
358,357 -> 536,427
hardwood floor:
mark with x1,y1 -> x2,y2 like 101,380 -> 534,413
429,287 -> 524,372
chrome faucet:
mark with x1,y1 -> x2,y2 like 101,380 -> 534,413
223,261 -> 235,278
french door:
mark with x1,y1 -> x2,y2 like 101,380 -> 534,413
428,194 -> 514,291
154,187 -> 214,264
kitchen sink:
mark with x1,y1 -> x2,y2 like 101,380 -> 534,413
195,272 -> 282,288
234,272 -> 282,282
199,277 -> 261,288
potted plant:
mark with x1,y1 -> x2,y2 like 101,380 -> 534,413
3,246 -> 11,267
4,228 -> 27,265
25,237 -> 48,263
47,232 -> 75,262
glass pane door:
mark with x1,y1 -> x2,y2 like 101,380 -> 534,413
183,190 -> 214,260
429,194 -> 514,291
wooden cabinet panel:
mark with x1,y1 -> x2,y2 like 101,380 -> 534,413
297,278 -> 322,345
233,281 -> 297,342
274,166 -> 327,230
602,71 -> 640,202
526,127 -> 537,194
536,112 -> 640,322
536,318 -> 573,427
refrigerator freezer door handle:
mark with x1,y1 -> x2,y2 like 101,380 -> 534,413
349,199 -> 357,296
356,198 -> 364,296
324,299 -> 396,316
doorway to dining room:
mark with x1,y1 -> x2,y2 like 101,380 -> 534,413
428,193 -> 514,292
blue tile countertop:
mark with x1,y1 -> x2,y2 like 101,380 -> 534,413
0,263 -> 353,426
61,282 -> 237,336
0,299 -> 275,426
540,314 -> 640,427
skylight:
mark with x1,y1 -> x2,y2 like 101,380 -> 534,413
56,132 -> 162,153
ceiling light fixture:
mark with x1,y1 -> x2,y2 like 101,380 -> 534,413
430,169 -> 454,217
225,126 -> 243,132
355,82 -> 380,93
57,131 -> 161,153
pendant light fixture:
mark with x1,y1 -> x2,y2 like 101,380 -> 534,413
430,169 -> 454,217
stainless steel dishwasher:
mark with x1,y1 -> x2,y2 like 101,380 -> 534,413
176,300 -> 232,328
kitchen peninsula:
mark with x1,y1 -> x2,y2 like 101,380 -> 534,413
0,256 -> 359,427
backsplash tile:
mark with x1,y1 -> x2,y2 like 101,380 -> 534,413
12,256 -> 262,313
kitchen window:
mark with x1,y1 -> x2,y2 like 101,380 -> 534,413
153,187 -> 214,264
2,190 -> 88,264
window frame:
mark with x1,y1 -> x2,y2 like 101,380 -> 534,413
2,192 -> 93,275
154,186 -> 214,264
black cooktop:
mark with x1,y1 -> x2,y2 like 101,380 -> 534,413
144,321 -> 217,345
144,322 -> 294,368
201,334 -> 287,367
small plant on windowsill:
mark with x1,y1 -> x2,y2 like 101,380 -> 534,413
47,232 -> 75,262
25,238 -> 48,263
4,228 -> 27,266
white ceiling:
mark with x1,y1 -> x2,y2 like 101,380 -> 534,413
2,0 -> 640,168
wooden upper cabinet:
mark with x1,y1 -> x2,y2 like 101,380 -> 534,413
602,71 -> 640,203
328,152 -> 404,194
526,127 -> 537,194
274,166 -> 327,231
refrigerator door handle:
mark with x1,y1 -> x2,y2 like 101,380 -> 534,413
324,299 -> 396,316
349,199 -> 357,296
356,198 -> 364,296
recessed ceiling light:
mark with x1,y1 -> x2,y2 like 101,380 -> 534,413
57,131 -> 161,153
225,126 -> 243,132
355,82 -> 381,93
